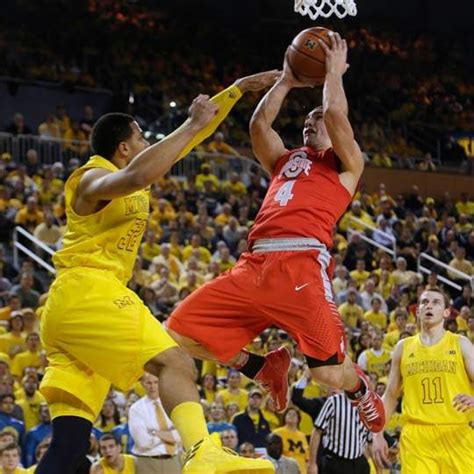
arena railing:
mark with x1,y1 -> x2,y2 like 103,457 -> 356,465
13,226 -> 56,275
0,132 -> 91,165
418,252 -> 473,292
347,216 -> 397,258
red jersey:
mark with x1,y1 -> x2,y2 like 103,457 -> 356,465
248,146 -> 353,249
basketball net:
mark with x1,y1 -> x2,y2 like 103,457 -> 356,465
294,0 -> 357,19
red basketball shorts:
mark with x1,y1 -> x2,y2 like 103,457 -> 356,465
167,249 -> 346,363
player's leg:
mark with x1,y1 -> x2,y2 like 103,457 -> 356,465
438,424 -> 474,474
266,250 -> 385,432
37,371 -> 111,474
400,424 -> 440,474
46,269 -> 274,473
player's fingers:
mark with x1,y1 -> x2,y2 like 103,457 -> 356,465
318,39 -> 330,54
342,39 -> 348,51
327,31 -> 337,49
333,32 -> 342,49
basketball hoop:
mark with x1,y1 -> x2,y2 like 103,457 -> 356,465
294,0 -> 357,19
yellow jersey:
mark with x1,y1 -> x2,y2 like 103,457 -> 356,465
17,391 -> 46,431
53,156 -> 149,284
217,388 -> 248,412
363,310 -> 388,330
0,333 -> 25,358
272,426 -> 309,474
11,350 -> 41,378
338,302 -> 364,329
401,332 -> 473,425
99,454 -> 135,473
365,349 -> 392,378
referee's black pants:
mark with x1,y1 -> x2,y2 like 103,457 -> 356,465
321,450 -> 370,474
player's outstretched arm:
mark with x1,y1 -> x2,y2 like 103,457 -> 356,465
176,70 -> 281,161
319,33 -> 363,196
373,340 -> 404,468
77,95 -> 219,203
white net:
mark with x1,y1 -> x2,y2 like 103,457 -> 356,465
294,0 -> 357,19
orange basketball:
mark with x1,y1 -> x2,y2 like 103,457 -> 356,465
287,27 -> 332,84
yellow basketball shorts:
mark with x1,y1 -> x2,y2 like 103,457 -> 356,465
40,267 -> 177,422
400,422 -> 474,474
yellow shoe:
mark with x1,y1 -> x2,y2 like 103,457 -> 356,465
182,437 -> 275,474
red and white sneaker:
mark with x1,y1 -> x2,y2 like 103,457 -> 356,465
350,364 -> 385,433
255,346 -> 291,413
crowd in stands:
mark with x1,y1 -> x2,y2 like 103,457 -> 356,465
0,139 -> 472,471
1,2 -> 473,171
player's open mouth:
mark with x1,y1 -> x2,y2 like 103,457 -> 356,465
425,312 -> 433,316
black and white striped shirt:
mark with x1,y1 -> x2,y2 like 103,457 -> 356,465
314,393 -> 371,459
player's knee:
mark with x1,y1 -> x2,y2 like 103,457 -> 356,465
311,364 -> 345,389
145,347 -> 197,380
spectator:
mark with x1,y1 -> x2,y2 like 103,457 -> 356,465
448,246 -> 472,280
195,164 -> 220,192
263,433 -> 299,474
417,152 -> 437,172
23,403 -> 51,467
273,407 -> 309,474
62,120 -> 88,155
207,402 -> 236,435
383,309 -> 408,350
222,172 -> 247,197
16,373 -> 46,432
25,437 -> 50,472
11,333 -> 41,380
207,131 -> 239,156
309,391 -> 371,474
181,234 -> 212,264
79,105 -> 96,137
357,332 -> 391,378
360,279 -> 387,314
453,285 -> 472,310
0,395 -> 25,443
33,213 -> 62,249
38,114 -> 61,139
349,260 -> 371,289
391,257 -> 421,287
363,298 -> 388,331
14,197 -> 44,234
215,369 -> 248,412
95,399 -> 121,433
0,442 -> 24,474
4,113 -> 32,136
239,442 -> 256,458
232,388 -> 271,449
220,429 -> 239,451
0,312 -> 26,358
129,373 -> 181,473
198,373 -> 218,403
339,201 -> 374,233
11,275 -> 40,309
90,433 -> 136,474
0,296 -> 21,322
24,150 -> 39,177
338,289 -> 364,329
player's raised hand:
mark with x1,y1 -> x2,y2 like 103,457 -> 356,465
281,48 -> 317,89
188,94 -> 219,129
452,393 -> 474,412
234,70 -> 282,93
318,31 -> 349,77
372,432 -> 390,469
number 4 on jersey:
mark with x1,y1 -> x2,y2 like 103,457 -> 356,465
274,180 -> 296,207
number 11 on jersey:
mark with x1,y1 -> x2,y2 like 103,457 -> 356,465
274,180 -> 296,207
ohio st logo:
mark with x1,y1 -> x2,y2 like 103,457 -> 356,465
279,151 -> 312,179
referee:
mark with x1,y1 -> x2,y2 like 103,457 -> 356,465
308,390 -> 371,474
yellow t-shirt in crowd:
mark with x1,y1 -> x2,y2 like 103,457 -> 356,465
98,454 -> 136,473
273,426 -> 309,474
11,350 -> 41,378
0,333 -> 26,357
338,302 -> 364,329
217,388 -> 248,412
17,391 -> 47,432
363,310 -> 388,330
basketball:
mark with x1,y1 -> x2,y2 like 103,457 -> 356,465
287,27 -> 332,84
